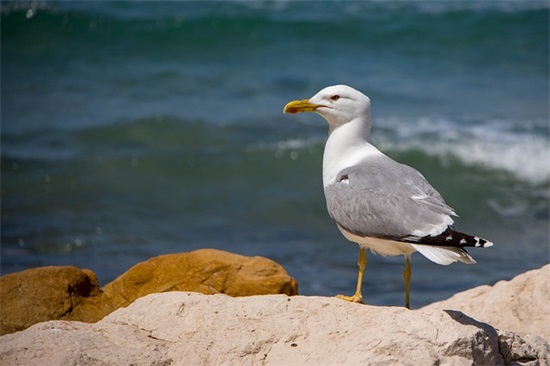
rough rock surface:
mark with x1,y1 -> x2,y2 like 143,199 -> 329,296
0,266 -> 105,335
0,249 -> 298,335
424,264 -> 550,343
1,292 -> 548,366
100,248 -> 298,314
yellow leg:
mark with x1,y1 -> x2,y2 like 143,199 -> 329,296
403,255 -> 411,309
336,247 -> 366,304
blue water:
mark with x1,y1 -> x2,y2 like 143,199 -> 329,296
2,1 -> 549,307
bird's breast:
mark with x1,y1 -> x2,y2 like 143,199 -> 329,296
322,143 -> 382,188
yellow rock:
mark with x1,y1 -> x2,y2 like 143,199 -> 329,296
0,266 -> 104,335
0,249 -> 298,335
100,248 -> 299,314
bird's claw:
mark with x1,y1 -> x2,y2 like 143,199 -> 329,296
336,294 -> 364,304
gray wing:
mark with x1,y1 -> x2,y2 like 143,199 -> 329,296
324,154 -> 456,240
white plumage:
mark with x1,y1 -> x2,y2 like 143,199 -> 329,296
284,85 -> 493,308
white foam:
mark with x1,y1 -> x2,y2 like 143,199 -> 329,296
276,138 -> 318,151
253,116 -> 548,184
376,117 -> 550,185
246,137 -> 323,162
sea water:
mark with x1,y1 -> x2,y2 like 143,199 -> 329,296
2,1 -> 548,307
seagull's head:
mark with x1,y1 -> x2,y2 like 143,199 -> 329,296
283,85 -> 371,129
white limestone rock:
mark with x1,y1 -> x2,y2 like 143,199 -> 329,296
424,264 -> 550,343
2,291 -> 548,365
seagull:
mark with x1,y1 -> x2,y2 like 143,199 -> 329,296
283,85 -> 493,308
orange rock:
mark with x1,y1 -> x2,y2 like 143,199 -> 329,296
100,249 -> 299,314
0,266 -> 104,335
0,249 -> 298,336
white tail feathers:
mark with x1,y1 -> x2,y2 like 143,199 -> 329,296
411,244 -> 476,265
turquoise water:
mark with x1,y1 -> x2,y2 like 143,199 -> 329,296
2,1 -> 549,307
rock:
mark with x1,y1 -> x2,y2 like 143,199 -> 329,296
0,249 -> 298,336
1,292 -> 548,366
499,331 -> 550,366
0,266 -> 105,336
100,248 -> 299,315
423,264 -> 550,343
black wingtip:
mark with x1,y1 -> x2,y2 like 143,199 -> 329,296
402,228 -> 493,249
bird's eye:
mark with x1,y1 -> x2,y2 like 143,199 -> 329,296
330,94 -> 340,101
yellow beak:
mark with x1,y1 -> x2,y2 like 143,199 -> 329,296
283,99 -> 321,114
